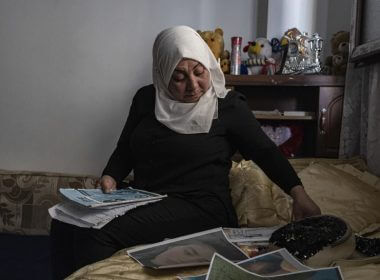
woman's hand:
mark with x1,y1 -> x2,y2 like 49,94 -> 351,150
98,175 -> 117,193
290,185 -> 321,221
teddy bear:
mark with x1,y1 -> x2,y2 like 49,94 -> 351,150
220,50 -> 230,74
331,53 -> 348,75
198,28 -> 230,73
323,31 -> 350,75
198,28 -> 224,60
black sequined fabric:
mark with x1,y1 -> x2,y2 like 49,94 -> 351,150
355,235 -> 380,257
269,215 -> 348,261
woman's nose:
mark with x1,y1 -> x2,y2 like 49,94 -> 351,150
187,76 -> 197,90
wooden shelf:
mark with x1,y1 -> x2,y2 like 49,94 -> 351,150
254,114 -> 315,120
225,74 -> 345,157
253,110 -> 316,120
225,74 -> 345,87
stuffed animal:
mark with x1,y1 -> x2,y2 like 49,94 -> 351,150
331,53 -> 348,75
242,38 -> 276,75
198,28 -> 225,62
198,28 -> 230,73
323,31 -> 350,75
220,50 -> 230,74
331,31 -> 350,56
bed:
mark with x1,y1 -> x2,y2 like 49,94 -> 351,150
65,157 -> 380,280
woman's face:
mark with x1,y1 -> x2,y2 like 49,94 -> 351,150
168,58 -> 211,103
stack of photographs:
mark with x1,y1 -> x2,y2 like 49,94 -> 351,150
49,187 -> 166,228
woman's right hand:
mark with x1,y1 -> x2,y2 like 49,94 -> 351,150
99,175 -> 117,193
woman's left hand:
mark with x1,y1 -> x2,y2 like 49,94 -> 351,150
290,185 -> 321,221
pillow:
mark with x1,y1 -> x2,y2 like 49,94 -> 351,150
0,169 -> 98,235
229,158 -> 380,234
298,162 -> 380,233
229,161 -> 292,227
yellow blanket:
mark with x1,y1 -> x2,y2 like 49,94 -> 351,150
67,158 -> 380,279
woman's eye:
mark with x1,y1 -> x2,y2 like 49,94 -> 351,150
172,73 -> 185,81
194,68 -> 204,76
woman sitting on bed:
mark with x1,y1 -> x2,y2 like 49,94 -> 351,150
50,25 -> 321,279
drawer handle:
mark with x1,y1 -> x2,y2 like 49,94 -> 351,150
320,108 -> 327,134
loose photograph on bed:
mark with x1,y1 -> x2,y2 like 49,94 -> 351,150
127,228 -> 248,269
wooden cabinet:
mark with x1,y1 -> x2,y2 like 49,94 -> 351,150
225,75 -> 345,158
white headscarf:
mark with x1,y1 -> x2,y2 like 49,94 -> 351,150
153,25 -> 228,134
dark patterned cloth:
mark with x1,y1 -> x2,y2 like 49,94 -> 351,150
0,169 -> 98,235
355,235 -> 380,257
269,215 -> 350,261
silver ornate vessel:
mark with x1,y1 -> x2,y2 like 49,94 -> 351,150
281,28 -> 323,75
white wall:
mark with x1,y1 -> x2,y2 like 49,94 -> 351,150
0,0 -> 351,176
0,0 -> 256,175
267,0 -> 352,59
267,0 -> 319,40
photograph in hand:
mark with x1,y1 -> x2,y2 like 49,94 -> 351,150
59,187 -> 167,208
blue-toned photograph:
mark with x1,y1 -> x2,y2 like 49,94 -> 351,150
59,187 -> 166,208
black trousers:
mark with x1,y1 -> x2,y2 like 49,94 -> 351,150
50,195 -> 234,280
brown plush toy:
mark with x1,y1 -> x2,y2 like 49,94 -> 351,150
220,49 -> 230,74
198,28 -> 230,73
324,31 -> 350,75
332,53 -> 348,76
198,28 -> 225,60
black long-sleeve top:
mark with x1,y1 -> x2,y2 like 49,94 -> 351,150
102,85 -> 301,225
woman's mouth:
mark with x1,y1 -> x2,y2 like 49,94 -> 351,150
184,93 -> 202,102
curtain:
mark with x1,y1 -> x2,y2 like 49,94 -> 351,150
339,62 -> 380,176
